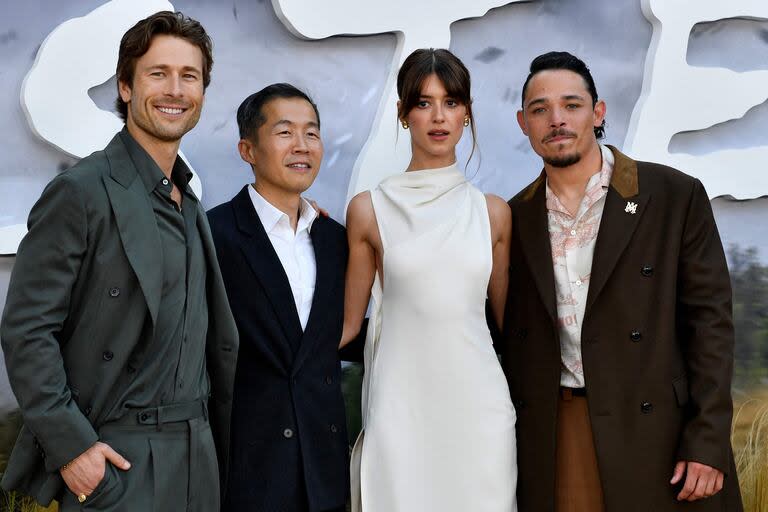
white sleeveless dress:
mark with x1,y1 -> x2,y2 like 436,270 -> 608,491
350,164 -> 517,511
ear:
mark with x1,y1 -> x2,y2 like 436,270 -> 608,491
593,100 -> 606,128
237,138 -> 256,166
118,80 -> 132,103
516,110 -> 528,136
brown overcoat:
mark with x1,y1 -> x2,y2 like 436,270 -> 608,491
502,146 -> 742,511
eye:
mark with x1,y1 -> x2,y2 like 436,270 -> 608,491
277,130 -> 291,136
446,99 -> 458,107
150,71 -> 165,78
307,131 -> 320,139
417,100 -> 429,108
183,73 -> 199,80
532,107 -> 546,114
566,103 -> 580,109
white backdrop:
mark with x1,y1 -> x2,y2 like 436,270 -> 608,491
1,0 -> 767,408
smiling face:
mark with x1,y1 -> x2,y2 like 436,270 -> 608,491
517,69 -> 605,168
402,73 -> 468,170
119,34 -> 205,146
239,97 -> 322,197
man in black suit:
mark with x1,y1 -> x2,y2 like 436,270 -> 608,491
208,83 -> 350,512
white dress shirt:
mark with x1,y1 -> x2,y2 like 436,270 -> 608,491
248,185 -> 318,330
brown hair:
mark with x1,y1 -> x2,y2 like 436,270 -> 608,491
115,11 -> 213,121
396,48 -> 477,164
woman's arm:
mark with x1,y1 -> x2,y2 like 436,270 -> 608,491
340,191 -> 378,347
485,194 -> 512,332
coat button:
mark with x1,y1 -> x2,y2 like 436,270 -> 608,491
514,399 -> 525,410
102,350 -> 114,361
84,406 -> 92,416
283,428 -> 294,439
140,412 -> 150,422
127,364 -> 136,374
109,287 -> 120,297
641,402 -> 653,414
630,330 -> 642,342
325,376 -> 333,385
330,424 -> 338,433
641,265 -> 654,277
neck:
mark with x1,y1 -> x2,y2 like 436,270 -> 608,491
126,120 -> 181,178
406,149 -> 457,172
544,142 -> 603,202
252,182 -> 302,231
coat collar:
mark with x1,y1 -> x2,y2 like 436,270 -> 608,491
102,133 -> 163,327
514,145 -> 649,320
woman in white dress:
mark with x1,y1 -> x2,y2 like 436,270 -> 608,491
340,49 -> 518,511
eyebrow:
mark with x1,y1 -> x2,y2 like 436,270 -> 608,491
273,120 -> 320,129
147,64 -> 201,73
526,94 -> 586,109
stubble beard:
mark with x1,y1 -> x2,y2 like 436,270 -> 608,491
130,100 -> 200,143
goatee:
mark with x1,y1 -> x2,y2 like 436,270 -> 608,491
544,153 -> 581,168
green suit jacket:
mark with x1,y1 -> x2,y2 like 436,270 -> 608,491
0,133 -> 238,505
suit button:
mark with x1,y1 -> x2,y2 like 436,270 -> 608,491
283,428 -> 294,439
641,265 -> 654,277
330,424 -> 338,433
514,399 -> 525,410
585,337 -> 598,344
84,406 -> 92,416
102,351 -> 114,361
140,412 -> 150,422
109,287 -> 120,297
630,330 -> 642,342
325,376 -> 333,385
641,402 -> 653,414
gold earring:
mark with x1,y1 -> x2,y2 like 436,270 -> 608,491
401,120 -> 409,129
463,117 -> 470,127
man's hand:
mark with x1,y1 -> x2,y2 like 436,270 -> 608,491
60,441 -> 131,498
670,460 -> 724,501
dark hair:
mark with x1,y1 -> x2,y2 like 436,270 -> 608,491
397,48 -> 477,164
237,83 -> 320,141
521,51 -> 605,139
115,11 -> 213,121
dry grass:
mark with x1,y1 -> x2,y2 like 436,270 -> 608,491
732,387 -> 768,512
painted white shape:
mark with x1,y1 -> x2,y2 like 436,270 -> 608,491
624,0 -> 768,199
272,0 -> 529,204
1,0 -> 206,256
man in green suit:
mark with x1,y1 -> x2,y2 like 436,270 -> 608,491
0,11 -> 238,511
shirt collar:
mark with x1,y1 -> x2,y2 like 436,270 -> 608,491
545,144 -> 614,215
248,185 -> 318,235
119,127 -> 194,197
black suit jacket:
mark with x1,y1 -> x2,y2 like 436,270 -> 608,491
208,186 -> 350,512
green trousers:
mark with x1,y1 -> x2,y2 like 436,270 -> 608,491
60,417 -> 219,512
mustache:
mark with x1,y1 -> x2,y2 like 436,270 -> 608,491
542,129 -> 577,143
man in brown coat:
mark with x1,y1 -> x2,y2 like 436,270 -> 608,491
503,51 -> 742,511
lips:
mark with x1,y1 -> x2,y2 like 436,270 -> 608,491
287,162 -> 312,171
543,129 -> 577,143
428,130 -> 450,141
155,105 -> 188,116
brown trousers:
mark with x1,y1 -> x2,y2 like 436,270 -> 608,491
555,390 -> 606,512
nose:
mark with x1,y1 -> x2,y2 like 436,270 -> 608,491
549,106 -> 566,127
166,73 -> 183,97
432,103 -> 445,123
292,134 -> 309,153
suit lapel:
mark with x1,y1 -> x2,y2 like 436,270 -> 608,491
232,188 -> 302,363
292,219 -> 336,376
102,135 -> 162,326
515,175 -> 557,322
585,146 -> 650,315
